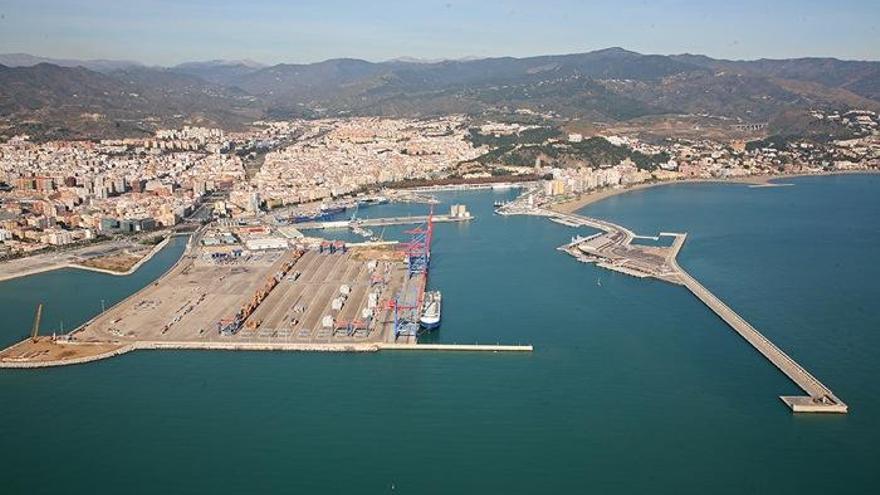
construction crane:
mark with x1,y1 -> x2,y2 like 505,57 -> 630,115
31,303 -> 43,343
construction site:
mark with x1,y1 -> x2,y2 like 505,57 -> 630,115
0,205 -> 532,368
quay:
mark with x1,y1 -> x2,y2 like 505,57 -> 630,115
378,343 -> 533,352
399,182 -> 528,193
0,340 -> 533,369
293,213 -> 471,231
0,209 -> 530,369
510,200 -> 847,413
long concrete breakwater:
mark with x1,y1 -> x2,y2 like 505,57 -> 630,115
673,266 -> 848,413
0,340 -> 533,369
539,206 -> 847,413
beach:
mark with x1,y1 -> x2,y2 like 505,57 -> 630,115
550,170 -> 879,214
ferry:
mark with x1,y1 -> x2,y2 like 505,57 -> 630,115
419,291 -> 442,330
319,204 -> 347,216
550,217 -> 581,228
358,196 -> 389,207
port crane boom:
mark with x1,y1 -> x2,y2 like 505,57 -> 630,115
31,303 -> 43,342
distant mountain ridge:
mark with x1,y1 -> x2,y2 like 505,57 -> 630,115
0,53 -> 143,72
2,48 -> 879,140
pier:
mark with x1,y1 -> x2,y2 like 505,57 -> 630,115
293,213 -> 471,231
670,252 -> 847,413
520,203 -> 847,413
0,341 -> 534,369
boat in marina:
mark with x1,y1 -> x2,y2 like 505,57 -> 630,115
319,204 -> 347,216
358,196 -> 389,207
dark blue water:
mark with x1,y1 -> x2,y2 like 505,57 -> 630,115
1,177 -> 877,494
0,236 -> 187,348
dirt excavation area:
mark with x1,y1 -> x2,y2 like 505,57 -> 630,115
0,337 -> 127,366
77,252 -> 145,272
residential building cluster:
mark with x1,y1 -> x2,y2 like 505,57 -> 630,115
541,110 -> 880,198
1,111 -> 878,257
0,125 -> 286,256
248,117 -> 482,206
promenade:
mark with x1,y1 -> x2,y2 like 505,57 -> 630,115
292,214 -> 471,230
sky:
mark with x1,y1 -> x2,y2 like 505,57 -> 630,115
0,0 -> 878,65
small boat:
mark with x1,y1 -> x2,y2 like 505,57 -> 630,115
550,217 -> 580,227
419,291 -> 442,330
292,214 -> 318,223
358,196 -> 389,207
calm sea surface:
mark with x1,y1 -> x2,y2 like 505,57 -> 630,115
1,175 -> 878,494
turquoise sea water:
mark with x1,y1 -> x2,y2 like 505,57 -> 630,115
1,176 -> 878,494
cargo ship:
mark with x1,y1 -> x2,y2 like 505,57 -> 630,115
419,290 -> 442,330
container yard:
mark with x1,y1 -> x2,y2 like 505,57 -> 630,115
59,244 -> 409,346
1,209 -> 531,368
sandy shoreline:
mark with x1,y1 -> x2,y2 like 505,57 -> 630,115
551,170 -> 880,214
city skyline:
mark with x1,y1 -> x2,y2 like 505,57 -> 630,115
1,0 -> 879,65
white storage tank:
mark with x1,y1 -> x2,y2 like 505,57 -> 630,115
321,315 -> 334,328
361,308 -> 374,320
331,297 -> 345,311
339,284 -> 351,295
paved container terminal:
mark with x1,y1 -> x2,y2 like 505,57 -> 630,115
50,246 -> 407,346
239,249 -> 405,343
1,220 -> 531,368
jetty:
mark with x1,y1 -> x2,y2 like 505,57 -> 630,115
671,255 -> 847,413
504,200 -> 847,413
292,213 -> 471,230
0,340 -> 533,369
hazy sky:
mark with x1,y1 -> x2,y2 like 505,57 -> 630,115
1,0 -> 878,65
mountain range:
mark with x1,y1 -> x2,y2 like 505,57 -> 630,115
2,48 -> 879,140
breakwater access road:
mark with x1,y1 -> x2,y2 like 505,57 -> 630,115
502,204 -> 847,414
